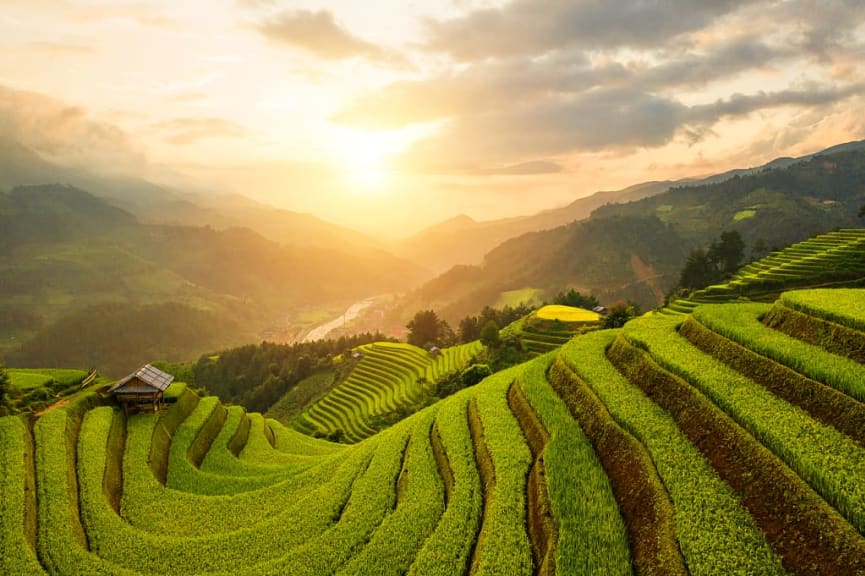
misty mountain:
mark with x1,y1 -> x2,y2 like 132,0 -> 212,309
397,144 -> 865,323
136,192 -> 387,252
0,184 -> 426,375
0,137 -> 387,255
397,140 -> 865,274
396,180 -> 674,272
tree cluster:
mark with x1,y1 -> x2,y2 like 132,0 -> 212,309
456,303 -> 535,343
191,331 -> 395,413
551,289 -> 599,310
679,230 -> 746,290
405,310 -> 455,349
434,363 -> 492,398
0,364 -> 10,416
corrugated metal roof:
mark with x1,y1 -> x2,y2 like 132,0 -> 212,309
108,364 -> 174,394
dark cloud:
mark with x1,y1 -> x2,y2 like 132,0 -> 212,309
395,88 -> 684,172
332,1 -> 865,175
393,81 -> 863,173
333,35 -> 795,130
687,84 -> 865,125
424,0 -> 748,60
639,37 -> 788,90
256,9 -> 407,66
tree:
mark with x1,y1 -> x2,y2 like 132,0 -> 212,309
460,363 -> 492,387
479,320 -> 500,348
751,238 -> 769,261
709,230 -> 745,276
406,310 -> 452,348
859,204 -> 865,218
553,289 -> 599,310
679,248 -> 719,290
459,316 -> 481,343
0,364 -> 11,414
603,302 -> 638,329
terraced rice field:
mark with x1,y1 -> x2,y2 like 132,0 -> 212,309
297,341 -> 483,442
662,228 -> 865,314
3,287 -> 865,575
502,305 -> 602,355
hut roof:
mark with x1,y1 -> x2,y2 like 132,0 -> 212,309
108,364 -> 174,394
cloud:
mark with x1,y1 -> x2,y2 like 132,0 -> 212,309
395,88 -> 686,172
333,35 -> 793,131
391,80 -> 864,174
687,84 -> 865,125
333,2 -> 865,175
0,84 -> 146,172
423,0 -> 749,60
256,9 -> 407,67
150,117 -> 249,145
481,160 -> 564,175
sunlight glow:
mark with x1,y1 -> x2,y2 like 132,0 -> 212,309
328,125 -> 436,197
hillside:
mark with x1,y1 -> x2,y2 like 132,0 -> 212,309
0,185 -> 427,375
3,286 -> 865,575
500,304 -> 603,356
397,213 -> 685,325
594,148 -> 865,247
395,147 -> 865,322
395,141 -> 865,275
294,340 -> 483,442
0,138 -> 387,254
396,180 -> 673,272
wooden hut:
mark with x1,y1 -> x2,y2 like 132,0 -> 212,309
108,364 -> 174,414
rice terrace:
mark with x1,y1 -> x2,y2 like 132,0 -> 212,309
3,278 -> 865,575
4,1 -> 865,575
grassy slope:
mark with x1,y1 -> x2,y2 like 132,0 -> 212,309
3,286 -> 865,575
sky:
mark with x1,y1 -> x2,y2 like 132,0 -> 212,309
1,0 -> 865,236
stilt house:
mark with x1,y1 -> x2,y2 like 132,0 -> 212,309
109,364 -> 174,414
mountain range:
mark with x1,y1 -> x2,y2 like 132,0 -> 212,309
3,136 -> 865,370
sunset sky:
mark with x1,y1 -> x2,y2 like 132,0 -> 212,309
2,0 -> 865,236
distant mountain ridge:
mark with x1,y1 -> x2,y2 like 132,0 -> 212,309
396,140 -> 865,273
0,137 -> 388,255
390,142 -> 865,326
0,184 -> 427,375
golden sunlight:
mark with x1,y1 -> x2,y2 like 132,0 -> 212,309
332,128 -> 399,196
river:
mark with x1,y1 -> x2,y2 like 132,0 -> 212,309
302,297 -> 378,342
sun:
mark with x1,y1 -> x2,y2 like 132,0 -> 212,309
331,128 -> 402,197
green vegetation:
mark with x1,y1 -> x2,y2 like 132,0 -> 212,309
623,314 -> 865,543
494,288 -> 543,308
781,287 -> 865,332
190,332 -> 394,414
0,184 -> 425,373
550,288 -> 600,310
406,309 -> 455,348
0,416 -> 44,574
517,355 -> 631,575
2,367 -> 91,414
301,341 -> 482,442
560,330 -> 784,574
7,285 -> 865,575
